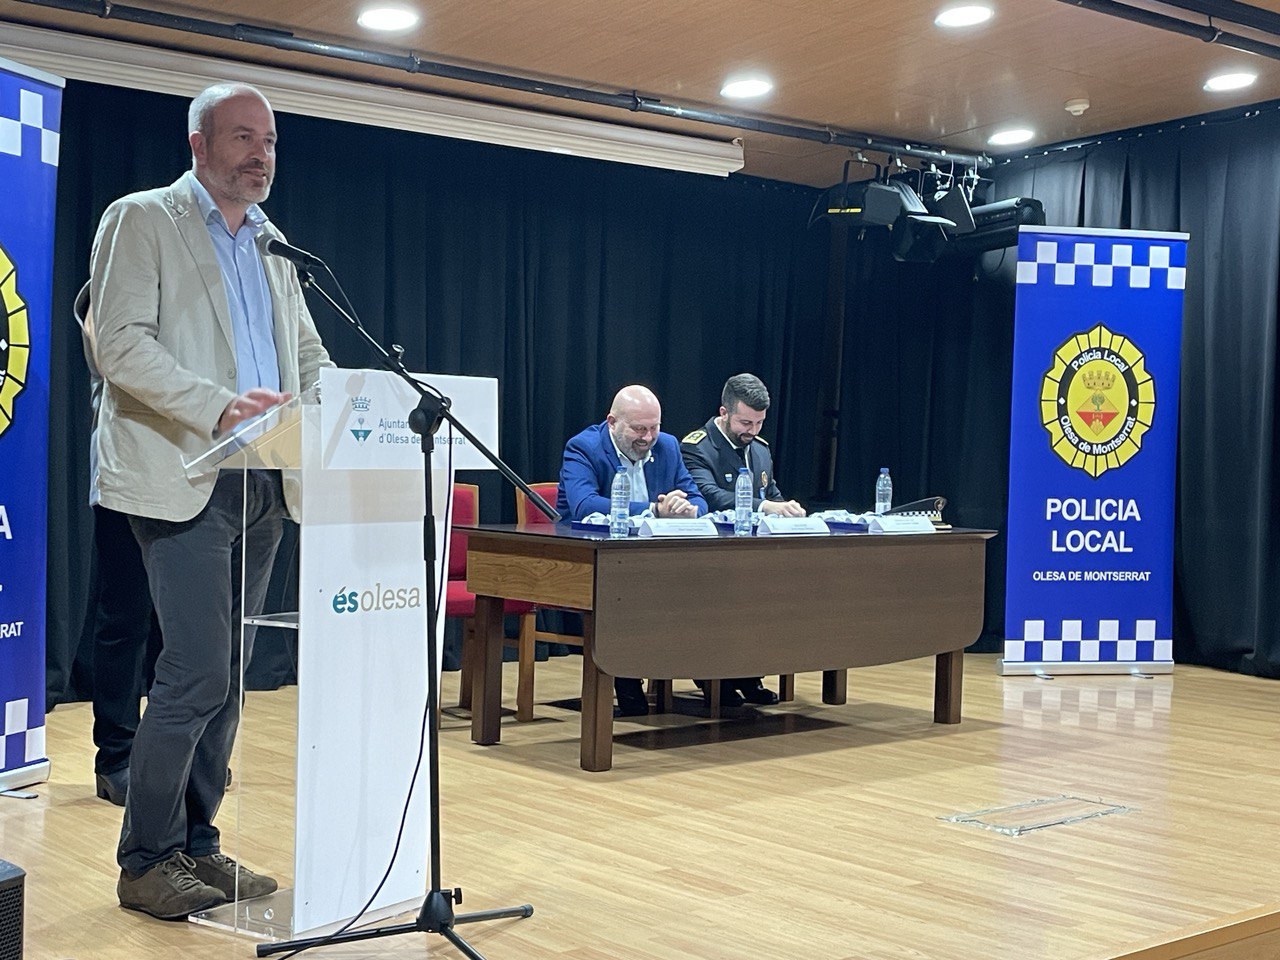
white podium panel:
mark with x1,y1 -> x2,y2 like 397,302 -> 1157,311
319,367 -> 498,471
187,368 -> 494,941
293,402 -> 451,936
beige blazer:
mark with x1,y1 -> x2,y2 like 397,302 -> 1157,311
90,171 -> 331,522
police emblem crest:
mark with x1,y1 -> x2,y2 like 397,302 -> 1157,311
0,242 -> 30,437
1040,323 -> 1155,478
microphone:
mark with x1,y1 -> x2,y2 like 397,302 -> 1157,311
255,232 -> 326,268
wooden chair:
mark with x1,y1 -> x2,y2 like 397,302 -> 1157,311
448,483 -> 539,721
511,483 -> 598,710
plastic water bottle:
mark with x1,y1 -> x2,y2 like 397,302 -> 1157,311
875,467 -> 892,515
609,465 -> 631,539
734,467 -> 753,536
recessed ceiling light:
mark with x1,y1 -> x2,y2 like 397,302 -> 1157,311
988,127 -> 1034,146
357,5 -> 420,32
935,4 -> 994,28
720,76 -> 773,99
1204,71 -> 1256,92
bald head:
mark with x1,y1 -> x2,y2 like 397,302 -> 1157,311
188,82 -> 270,139
607,384 -> 662,461
610,384 -> 660,420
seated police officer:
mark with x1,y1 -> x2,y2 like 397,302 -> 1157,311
681,373 -> 805,707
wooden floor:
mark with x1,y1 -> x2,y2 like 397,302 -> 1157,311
4,653 -> 1279,960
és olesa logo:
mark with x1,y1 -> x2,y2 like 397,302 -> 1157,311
1040,323 -> 1154,478
332,582 -> 423,614
0,242 -> 30,438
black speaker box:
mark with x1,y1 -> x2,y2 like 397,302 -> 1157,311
0,860 -> 23,960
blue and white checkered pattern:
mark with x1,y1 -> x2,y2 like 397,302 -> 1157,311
1003,683 -> 1171,731
1005,619 -> 1172,663
1,698 -> 44,770
1016,240 -> 1185,289
0,87 -> 60,166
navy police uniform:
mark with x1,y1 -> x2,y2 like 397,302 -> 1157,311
681,417 -> 784,512
679,416 -> 783,707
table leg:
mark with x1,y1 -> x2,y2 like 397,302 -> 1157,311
649,679 -> 673,714
470,595 -> 505,745
822,669 -> 848,705
579,613 -> 614,771
934,650 -> 963,724
778,674 -> 796,702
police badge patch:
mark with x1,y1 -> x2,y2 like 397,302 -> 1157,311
0,242 -> 30,437
1040,323 -> 1155,478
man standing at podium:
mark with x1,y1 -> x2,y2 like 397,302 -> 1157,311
557,384 -> 707,715
90,82 -> 331,920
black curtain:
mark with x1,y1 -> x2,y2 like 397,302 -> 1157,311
46,80 -> 830,704
829,111 -> 1280,676
51,80 -> 1280,699
829,230 -> 1015,652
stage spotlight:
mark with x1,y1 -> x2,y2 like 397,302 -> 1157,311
945,197 -> 1045,255
928,186 -> 976,235
892,214 -> 951,262
885,179 -> 955,262
824,178 -> 901,223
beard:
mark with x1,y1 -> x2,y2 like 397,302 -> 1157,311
611,429 -> 650,462
210,162 -> 273,206
231,164 -> 273,204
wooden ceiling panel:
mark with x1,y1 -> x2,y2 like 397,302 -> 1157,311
3,0 -> 1280,183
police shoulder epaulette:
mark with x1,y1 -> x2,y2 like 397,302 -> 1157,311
682,429 -> 707,444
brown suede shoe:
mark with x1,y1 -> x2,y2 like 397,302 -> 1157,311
117,852 -> 227,920
191,853 -> 278,900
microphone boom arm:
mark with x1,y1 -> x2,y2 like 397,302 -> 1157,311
293,264 -> 560,523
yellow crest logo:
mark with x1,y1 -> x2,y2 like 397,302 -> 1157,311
0,242 -> 31,438
1040,323 -> 1154,478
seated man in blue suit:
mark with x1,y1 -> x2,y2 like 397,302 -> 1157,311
557,384 -> 708,715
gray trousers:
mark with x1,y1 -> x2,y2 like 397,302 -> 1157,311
118,470 -> 285,875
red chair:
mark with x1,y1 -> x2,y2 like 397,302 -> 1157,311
514,482 -> 560,526
448,483 -> 539,721
516,484 -> 674,714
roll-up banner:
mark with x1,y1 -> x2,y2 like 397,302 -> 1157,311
0,57 -> 62,788
1003,226 -> 1187,676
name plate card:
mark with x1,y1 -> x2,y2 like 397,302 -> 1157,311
636,517 -> 719,538
868,515 -> 937,535
755,516 -> 832,536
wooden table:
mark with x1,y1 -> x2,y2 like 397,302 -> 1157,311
465,524 -> 995,771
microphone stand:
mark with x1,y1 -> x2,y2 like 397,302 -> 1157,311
257,262 -> 556,960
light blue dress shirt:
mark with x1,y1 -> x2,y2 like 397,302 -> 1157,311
189,177 -> 281,395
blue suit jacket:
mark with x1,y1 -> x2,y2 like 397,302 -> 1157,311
557,422 -> 709,521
